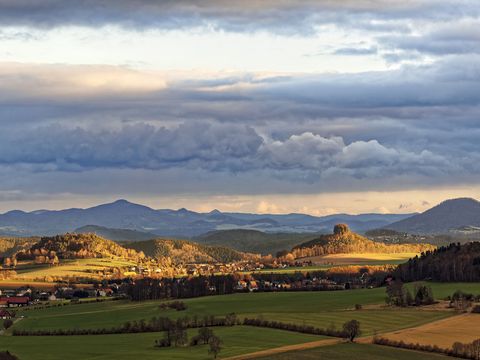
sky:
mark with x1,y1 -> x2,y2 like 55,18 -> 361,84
1,0 -> 480,215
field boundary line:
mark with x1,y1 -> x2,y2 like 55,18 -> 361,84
222,338 -> 341,360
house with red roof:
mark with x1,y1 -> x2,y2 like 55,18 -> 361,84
0,296 -> 29,307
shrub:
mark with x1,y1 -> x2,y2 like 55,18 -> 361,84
3,319 -> 13,330
342,320 -> 361,342
208,335 -> 222,359
471,305 -> 480,313
0,351 -> 19,360
159,301 -> 187,311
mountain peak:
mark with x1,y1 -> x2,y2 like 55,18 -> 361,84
112,199 -> 133,205
386,197 -> 480,234
89,199 -> 155,213
103,199 -> 146,208
438,197 -> 479,207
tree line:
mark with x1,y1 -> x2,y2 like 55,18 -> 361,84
12,312 -> 363,342
243,317 -> 361,341
155,325 -> 222,359
12,313 -> 239,336
395,242 -> 480,282
127,266 -> 395,302
127,275 -> 238,301
385,281 -> 435,307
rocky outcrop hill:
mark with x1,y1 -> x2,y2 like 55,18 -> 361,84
292,224 -> 434,258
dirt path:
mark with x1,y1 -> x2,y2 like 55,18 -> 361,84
222,338 -> 342,360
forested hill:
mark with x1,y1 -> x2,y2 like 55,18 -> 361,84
395,242 -> 480,282
291,224 -> 434,258
0,236 -> 39,257
15,233 -> 144,262
193,229 -> 319,255
124,238 -> 259,265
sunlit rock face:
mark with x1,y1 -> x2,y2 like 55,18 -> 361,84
333,224 -> 350,235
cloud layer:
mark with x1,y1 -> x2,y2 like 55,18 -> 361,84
0,55 -> 479,197
1,1 -> 473,32
0,1 -> 479,212
0,122 -> 447,178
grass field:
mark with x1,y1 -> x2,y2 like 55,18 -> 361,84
257,342 -> 452,360
304,252 -> 418,266
13,282 -> 477,335
0,326 -> 325,360
404,282 -> 480,300
383,313 -> 480,348
13,258 -> 136,280
4,282 -> 479,359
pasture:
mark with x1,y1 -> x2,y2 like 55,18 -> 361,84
13,282 -> 476,335
0,326 -> 324,360
305,252 -> 418,266
404,282 -> 480,300
4,282 -> 480,360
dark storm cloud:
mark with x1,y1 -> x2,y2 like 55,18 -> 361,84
0,122 -> 450,182
0,0 -> 475,33
0,122 -> 263,171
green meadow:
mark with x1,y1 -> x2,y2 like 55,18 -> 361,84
3,282 -> 479,360
404,282 -> 480,299
14,282 -> 479,334
0,326 -> 324,360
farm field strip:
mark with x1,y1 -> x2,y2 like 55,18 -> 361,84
255,343 -> 453,360
223,338 -> 342,360
381,313 -> 480,348
305,252 -> 419,266
245,309 -> 453,335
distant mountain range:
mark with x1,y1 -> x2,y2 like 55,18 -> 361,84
0,199 -> 414,238
385,198 -> 480,234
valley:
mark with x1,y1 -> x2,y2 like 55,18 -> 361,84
1,198 -> 480,359
1,282 -> 478,359
2,1 -> 479,359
